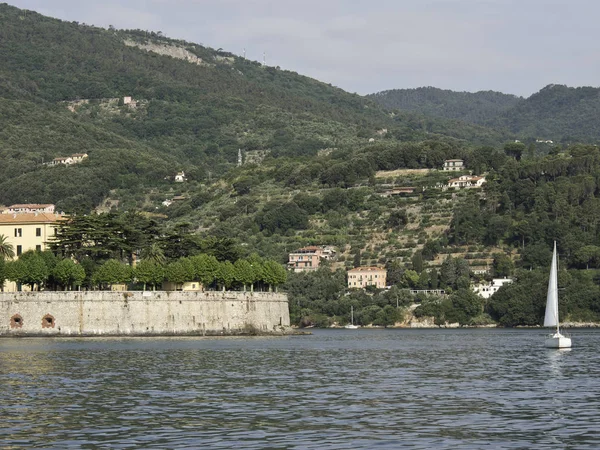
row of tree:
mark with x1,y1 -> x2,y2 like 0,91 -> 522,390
0,249 -> 286,292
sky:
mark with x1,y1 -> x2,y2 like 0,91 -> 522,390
7,0 -> 600,97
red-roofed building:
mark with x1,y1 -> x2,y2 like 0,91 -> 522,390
288,246 -> 336,272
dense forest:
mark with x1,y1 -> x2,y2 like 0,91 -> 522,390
2,4 -> 600,328
369,85 -> 600,143
367,87 -> 521,125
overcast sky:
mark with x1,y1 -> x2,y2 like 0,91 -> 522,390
7,0 -> 600,97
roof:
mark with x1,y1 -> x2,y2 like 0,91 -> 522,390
0,213 -> 65,224
348,266 -> 386,272
290,246 -> 322,253
445,159 -> 464,162
7,204 -> 54,209
71,153 -> 88,157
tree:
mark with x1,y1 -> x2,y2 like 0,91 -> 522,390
6,251 -> 50,291
246,254 -> 265,291
504,142 -> 525,161
262,260 -> 287,291
0,258 -> 6,292
190,254 -> 220,289
164,260 -> 191,290
215,260 -> 235,291
93,259 -> 132,289
0,234 -> 14,260
493,253 -> 514,277
411,251 -> 424,273
234,259 -> 254,291
140,242 -> 166,266
134,260 -> 165,290
53,259 -> 86,290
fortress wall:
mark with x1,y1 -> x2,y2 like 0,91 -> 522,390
0,291 -> 290,336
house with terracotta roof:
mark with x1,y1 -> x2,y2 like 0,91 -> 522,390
0,213 -> 64,258
347,266 -> 387,289
288,246 -> 336,272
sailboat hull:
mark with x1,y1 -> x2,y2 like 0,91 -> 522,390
544,334 -> 572,348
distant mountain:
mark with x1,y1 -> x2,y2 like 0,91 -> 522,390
495,84 -> 600,142
367,87 -> 522,125
369,85 -> 600,143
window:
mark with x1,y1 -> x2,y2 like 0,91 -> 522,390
36,245 -> 42,252
17,245 -> 22,256
36,228 -> 42,237
14,228 -> 22,237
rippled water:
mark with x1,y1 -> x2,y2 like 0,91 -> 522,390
1,328 -> 600,449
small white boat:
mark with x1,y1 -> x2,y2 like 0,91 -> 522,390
544,241 -> 571,349
345,306 -> 358,329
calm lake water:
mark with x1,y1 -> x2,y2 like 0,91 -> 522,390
1,328 -> 600,449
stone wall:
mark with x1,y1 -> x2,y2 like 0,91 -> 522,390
0,291 -> 290,337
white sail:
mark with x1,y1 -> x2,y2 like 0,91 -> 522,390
543,241 -> 559,327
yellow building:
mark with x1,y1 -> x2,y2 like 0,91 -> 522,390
347,266 -> 387,289
0,213 -> 64,291
0,213 -> 63,257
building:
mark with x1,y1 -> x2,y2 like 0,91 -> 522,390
347,267 -> 387,289
288,246 -> 336,272
472,278 -> 513,299
70,153 -> 88,164
0,213 -> 63,257
379,187 -> 416,197
0,213 -> 64,291
48,156 -> 73,166
162,281 -> 203,291
47,153 -> 88,166
174,172 -> 187,182
442,159 -> 464,171
2,204 -> 55,214
447,175 -> 486,189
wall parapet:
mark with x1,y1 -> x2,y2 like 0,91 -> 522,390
0,291 -> 290,337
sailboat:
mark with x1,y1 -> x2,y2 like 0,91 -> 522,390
544,241 -> 572,348
345,305 -> 358,329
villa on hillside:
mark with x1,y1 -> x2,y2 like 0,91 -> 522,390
347,266 -> 387,289
288,246 -> 336,272
47,153 -> 88,166
447,175 -> 486,189
472,278 -> 513,299
442,159 -> 464,171
174,171 -> 187,182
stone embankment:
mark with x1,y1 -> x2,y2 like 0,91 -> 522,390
0,291 -> 290,337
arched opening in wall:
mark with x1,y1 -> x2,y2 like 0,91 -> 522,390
10,314 -> 24,329
42,314 -> 55,329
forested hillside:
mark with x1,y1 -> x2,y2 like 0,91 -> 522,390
370,85 -> 600,143
3,4 -> 600,328
0,3 -> 507,212
367,87 -> 521,125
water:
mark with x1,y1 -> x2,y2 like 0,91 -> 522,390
1,328 -> 600,449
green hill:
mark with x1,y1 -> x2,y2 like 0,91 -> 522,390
0,4 -> 507,211
367,87 -> 521,125
369,85 -> 600,143
495,84 -> 600,142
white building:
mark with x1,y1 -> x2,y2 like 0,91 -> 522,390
447,175 -> 486,189
174,171 -> 187,183
473,278 -> 513,299
443,159 -> 464,171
